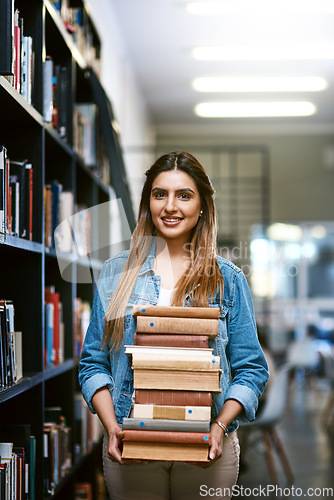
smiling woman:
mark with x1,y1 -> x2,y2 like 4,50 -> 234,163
78,151 -> 269,500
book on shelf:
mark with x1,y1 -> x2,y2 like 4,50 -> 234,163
8,158 -> 33,240
72,204 -> 91,258
132,404 -> 212,421
74,393 -> 103,459
43,418 -> 72,495
122,430 -> 210,462
0,424 -> 35,500
135,389 -> 213,407
75,482 -> 93,500
73,103 -> 97,166
3,8 -> 34,103
43,56 -> 53,123
134,332 -> 209,348
123,418 -> 210,433
44,286 -> 64,367
52,65 -> 69,140
44,182 -> 74,251
73,298 -> 91,360
0,299 -> 23,387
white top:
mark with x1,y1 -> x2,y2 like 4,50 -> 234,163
157,287 -> 175,306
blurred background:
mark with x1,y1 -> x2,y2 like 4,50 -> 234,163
87,0 -> 334,495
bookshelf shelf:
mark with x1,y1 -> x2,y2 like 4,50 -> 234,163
0,235 -> 44,253
0,1 -> 134,498
0,76 -> 44,126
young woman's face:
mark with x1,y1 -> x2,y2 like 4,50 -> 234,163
149,170 -> 202,244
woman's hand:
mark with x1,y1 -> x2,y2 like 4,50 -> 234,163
107,424 -> 125,463
208,421 -> 224,462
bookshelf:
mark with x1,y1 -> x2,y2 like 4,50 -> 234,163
0,0 -> 135,498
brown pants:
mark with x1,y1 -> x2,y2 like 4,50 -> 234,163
102,431 -> 240,500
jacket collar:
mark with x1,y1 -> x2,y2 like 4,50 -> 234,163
138,236 -> 156,275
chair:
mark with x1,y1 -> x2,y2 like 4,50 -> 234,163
239,363 -> 294,486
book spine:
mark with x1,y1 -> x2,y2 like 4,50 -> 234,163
133,305 -> 220,320
122,429 -> 210,444
135,390 -> 213,406
0,147 -> 6,235
134,333 -> 209,348
43,58 -> 53,122
122,418 -> 210,433
136,316 -> 218,337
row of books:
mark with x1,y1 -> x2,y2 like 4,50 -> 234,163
73,103 -> 110,184
44,181 -> 91,256
122,305 -> 221,462
43,408 -> 72,496
5,8 -> 34,105
50,0 -> 101,75
43,58 -> 69,141
0,146 -> 33,240
0,299 -> 23,389
0,425 -> 35,500
45,286 -> 64,368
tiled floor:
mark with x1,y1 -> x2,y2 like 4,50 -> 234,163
237,376 -> 334,498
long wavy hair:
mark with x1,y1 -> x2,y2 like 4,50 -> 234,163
102,151 -> 224,350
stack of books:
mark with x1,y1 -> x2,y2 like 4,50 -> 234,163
122,305 -> 221,462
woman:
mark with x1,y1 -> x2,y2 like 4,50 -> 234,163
79,151 -> 269,499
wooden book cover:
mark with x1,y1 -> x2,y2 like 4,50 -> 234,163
123,418 -> 210,432
133,305 -> 220,320
133,367 -> 221,392
134,333 -> 209,349
135,389 -> 212,407
122,441 -> 209,462
136,316 -> 218,338
133,404 -> 211,421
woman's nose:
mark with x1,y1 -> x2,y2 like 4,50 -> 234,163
165,195 -> 177,212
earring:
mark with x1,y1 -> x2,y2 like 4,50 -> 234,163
200,210 -> 203,215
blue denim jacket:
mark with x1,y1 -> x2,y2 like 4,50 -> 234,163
78,239 -> 269,432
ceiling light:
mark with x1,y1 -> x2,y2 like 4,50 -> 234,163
194,101 -> 317,117
186,1 -> 334,15
191,45 -> 334,61
192,77 -> 328,93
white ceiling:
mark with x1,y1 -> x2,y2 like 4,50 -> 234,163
112,0 -> 334,135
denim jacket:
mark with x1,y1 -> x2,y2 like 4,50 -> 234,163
78,238 -> 269,432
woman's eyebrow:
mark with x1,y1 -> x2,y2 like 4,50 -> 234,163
151,187 -> 195,194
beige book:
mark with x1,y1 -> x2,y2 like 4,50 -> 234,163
122,441 -> 209,462
133,368 -> 221,392
131,355 -> 220,370
133,404 -> 211,421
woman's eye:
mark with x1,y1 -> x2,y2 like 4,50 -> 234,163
153,192 -> 165,198
179,193 -> 190,199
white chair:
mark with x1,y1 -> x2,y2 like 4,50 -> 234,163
239,363 -> 294,486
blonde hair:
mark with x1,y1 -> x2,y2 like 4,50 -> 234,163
102,151 -> 224,350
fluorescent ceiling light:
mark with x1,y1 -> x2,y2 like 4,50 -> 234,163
192,77 -> 328,93
186,1 -> 334,15
191,45 -> 334,61
195,101 -> 317,117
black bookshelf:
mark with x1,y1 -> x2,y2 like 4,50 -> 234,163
0,1 -> 135,498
